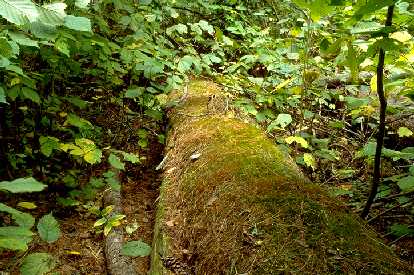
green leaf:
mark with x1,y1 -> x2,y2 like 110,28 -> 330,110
54,38 -> 70,57
0,237 -> 29,251
121,240 -> 151,257
397,176 -> 414,192
398,127 -> 413,138
177,55 -> 195,73
125,87 -> 144,98
75,0 -> 90,9
0,226 -> 34,238
0,86 -> 7,104
122,152 -> 140,164
145,109 -> 163,121
21,87 -> 41,104
143,59 -> 164,78
39,136 -> 60,157
0,203 -> 35,228
108,153 -> 125,170
0,177 -> 47,193
37,213 -> 60,243
20,253 -> 57,275
0,38 -> 13,58
0,0 -> 35,25
390,223 -> 414,237
0,226 -> 33,250
65,114 -> 93,129
275,113 -> 292,128
198,20 -> 214,35
64,15 -> 92,32
353,0 -> 398,21
8,32 -> 39,47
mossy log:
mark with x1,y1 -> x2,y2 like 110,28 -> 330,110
150,80 -> 410,274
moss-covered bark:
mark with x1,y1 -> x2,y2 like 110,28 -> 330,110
150,80 -> 410,274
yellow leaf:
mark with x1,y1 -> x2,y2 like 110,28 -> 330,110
370,75 -> 377,93
285,136 -> 309,149
66,251 -> 81,255
398,127 -> 413,137
17,201 -> 37,209
303,153 -> 316,170
390,31 -> 412,43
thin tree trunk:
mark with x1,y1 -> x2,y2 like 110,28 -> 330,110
361,5 -> 395,219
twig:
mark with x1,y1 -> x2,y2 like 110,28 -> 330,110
361,5 -> 395,219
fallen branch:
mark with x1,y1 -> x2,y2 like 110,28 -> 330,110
103,169 -> 137,275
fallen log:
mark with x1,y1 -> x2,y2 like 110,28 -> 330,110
151,80 -> 411,274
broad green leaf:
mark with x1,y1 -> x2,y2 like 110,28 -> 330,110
0,203 -> 35,228
275,113 -> 292,128
8,32 -> 39,47
390,224 -> 414,237
0,226 -> 34,238
166,23 -> 187,35
109,153 -> 125,170
0,0 -> 36,25
0,86 -> 7,103
38,3 -> 66,25
398,127 -> 413,138
143,60 -> 164,78
64,15 -> 92,32
121,240 -> 151,257
0,177 -> 47,193
39,136 -> 60,157
177,55 -> 195,73
285,136 -> 309,148
65,114 -> 93,129
145,109 -> 163,121
292,0 -> 334,21
198,20 -> 214,35
20,253 -> 57,275
0,56 -> 11,68
397,176 -> 414,192
125,87 -> 144,98
21,87 -> 40,104
0,237 -> 29,251
30,21 -> 58,40
37,213 -> 60,243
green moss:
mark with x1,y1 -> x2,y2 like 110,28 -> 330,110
152,80 -> 411,275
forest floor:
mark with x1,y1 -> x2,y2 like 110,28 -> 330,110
0,100 -> 164,274
1,80 -> 413,274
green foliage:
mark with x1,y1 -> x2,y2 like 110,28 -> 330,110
20,253 -> 57,275
37,213 -> 61,243
121,240 -> 152,257
0,177 -> 46,193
